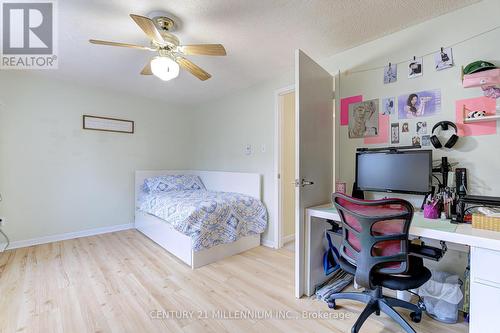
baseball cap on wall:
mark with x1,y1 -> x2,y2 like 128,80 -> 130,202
463,61 -> 497,75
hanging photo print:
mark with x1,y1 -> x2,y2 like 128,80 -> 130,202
391,123 -> 400,144
382,97 -> 395,116
412,136 -> 421,146
408,57 -> 423,78
416,121 -> 427,135
348,99 -> 379,138
435,47 -> 453,70
401,122 -> 409,133
421,135 -> 431,146
398,89 -> 441,119
383,63 -> 397,84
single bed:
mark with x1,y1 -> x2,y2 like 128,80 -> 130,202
135,170 -> 267,268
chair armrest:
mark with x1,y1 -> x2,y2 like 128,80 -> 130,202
409,242 -> 445,261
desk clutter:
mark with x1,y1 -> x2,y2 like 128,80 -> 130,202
315,270 -> 353,304
457,195 -> 500,228
472,212 -> 500,232
306,198 -> 500,332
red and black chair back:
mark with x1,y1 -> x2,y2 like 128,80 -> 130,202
332,193 -> 414,289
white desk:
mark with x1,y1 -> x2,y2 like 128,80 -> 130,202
305,204 -> 500,333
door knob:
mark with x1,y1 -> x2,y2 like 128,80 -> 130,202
294,179 -> 315,187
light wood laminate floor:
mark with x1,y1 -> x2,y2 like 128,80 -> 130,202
0,230 -> 468,333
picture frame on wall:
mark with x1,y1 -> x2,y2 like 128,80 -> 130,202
83,115 -> 134,134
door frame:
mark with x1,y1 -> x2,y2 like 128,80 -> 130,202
273,84 -> 295,249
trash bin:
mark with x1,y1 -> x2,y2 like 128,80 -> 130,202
417,270 -> 464,323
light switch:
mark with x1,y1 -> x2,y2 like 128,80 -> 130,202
261,144 -> 266,153
244,144 -> 252,156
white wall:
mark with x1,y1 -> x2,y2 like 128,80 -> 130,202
188,0 -> 499,247
0,72 -> 192,243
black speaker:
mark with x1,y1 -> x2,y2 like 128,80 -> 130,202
455,168 -> 468,197
441,157 -> 449,189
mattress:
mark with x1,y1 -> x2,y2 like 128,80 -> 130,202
137,190 -> 268,251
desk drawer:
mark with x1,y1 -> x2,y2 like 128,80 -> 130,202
470,281 -> 500,333
471,247 -> 500,287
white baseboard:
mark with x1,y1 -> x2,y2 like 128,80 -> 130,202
0,223 -> 134,252
261,239 -> 276,249
282,234 -> 295,244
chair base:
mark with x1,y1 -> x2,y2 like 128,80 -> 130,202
327,287 -> 422,333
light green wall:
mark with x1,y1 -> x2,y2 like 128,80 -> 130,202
188,0 -> 499,247
329,0 -> 500,198
188,73 -> 293,244
1,0 -> 498,250
0,72 -> 193,242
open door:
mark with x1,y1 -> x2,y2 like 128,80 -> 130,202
294,50 -> 333,298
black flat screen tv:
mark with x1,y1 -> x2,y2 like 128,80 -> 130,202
355,150 -> 432,195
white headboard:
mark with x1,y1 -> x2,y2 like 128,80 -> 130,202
135,170 -> 262,205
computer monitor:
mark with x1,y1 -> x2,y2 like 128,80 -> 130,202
355,150 -> 432,195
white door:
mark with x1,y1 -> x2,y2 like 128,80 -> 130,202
294,50 -> 333,298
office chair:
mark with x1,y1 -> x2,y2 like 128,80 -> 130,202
329,193 -> 431,333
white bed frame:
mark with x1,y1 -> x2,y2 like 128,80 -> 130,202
135,170 -> 263,269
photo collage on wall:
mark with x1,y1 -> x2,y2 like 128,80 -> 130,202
344,90 -> 442,147
341,48 -> 454,147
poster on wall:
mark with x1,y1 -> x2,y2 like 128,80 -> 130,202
408,57 -> 423,78
422,135 -> 431,146
348,99 -> 379,138
382,97 -> 395,115
398,89 -> 441,119
416,121 -> 427,135
340,95 -> 363,126
391,123 -> 399,144
383,64 -> 397,84
434,48 -> 453,70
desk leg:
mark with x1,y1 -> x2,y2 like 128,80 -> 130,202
296,209 -> 308,298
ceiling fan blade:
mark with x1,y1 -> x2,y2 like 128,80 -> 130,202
89,39 -> 156,51
176,57 -> 211,81
179,44 -> 226,56
129,14 -> 165,44
140,61 -> 152,75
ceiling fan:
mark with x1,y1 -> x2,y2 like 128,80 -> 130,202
89,12 -> 226,81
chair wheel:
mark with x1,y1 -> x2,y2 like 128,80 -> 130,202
327,300 -> 336,309
410,312 -> 422,323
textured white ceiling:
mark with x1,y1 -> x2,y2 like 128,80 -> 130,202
37,0 -> 478,107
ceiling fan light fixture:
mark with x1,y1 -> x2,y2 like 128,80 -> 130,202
151,56 -> 179,81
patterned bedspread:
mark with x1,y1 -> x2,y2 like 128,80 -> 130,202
137,190 -> 268,251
